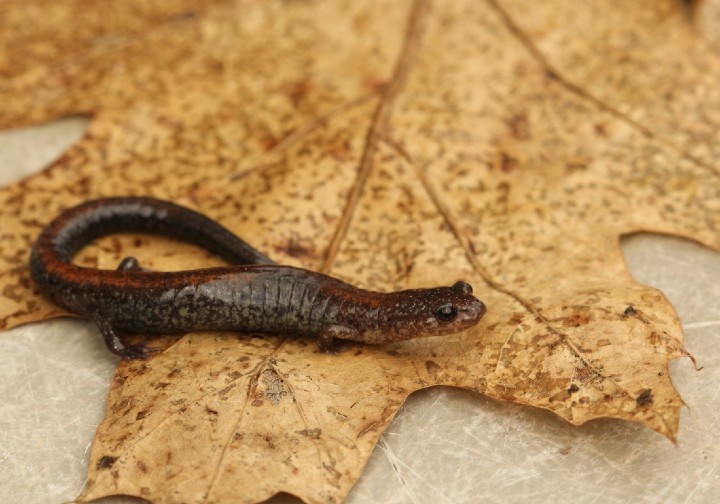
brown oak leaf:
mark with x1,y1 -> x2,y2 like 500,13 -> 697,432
1,0 -> 719,503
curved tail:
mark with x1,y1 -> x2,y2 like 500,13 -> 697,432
30,196 -> 275,281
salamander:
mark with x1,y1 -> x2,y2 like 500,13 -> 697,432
29,197 -> 486,359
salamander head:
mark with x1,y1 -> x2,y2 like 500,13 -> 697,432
379,281 -> 486,341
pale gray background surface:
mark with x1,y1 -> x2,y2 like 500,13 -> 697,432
0,119 -> 718,503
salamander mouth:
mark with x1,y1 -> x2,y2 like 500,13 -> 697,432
458,299 -> 486,324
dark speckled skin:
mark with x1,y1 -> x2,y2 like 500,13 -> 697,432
30,197 -> 486,359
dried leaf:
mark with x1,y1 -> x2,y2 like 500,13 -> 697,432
694,0 -> 720,49
1,0 -> 719,503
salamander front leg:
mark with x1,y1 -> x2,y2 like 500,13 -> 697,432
317,325 -> 358,354
93,316 -> 157,360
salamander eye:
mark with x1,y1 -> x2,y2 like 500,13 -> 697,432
452,281 -> 473,295
436,303 -> 458,322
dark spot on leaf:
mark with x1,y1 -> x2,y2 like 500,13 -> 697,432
506,112 -> 530,140
296,428 -> 322,439
636,389 -> 653,407
568,384 -> 580,394
260,135 -> 279,151
275,235 -> 315,259
285,79 -> 312,106
564,308 -> 591,327
111,397 -> 132,415
136,410 -> 151,421
364,77 -> 387,93
218,382 -> 237,399
168,10 -> 196,22
425,360 -> 440,374
135,363 -> 150,376
624,306 -> 637,316
97,455 -> 117,470
500,152 -> 517,173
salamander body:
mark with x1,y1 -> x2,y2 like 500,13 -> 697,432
30,197 -> 486,358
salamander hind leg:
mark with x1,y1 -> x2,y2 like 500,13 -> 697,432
93,316 -> 158,360
317,325 -> 358,354
116,256 -> 144,271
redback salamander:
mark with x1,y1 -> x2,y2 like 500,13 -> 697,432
30,197 -> 486,359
